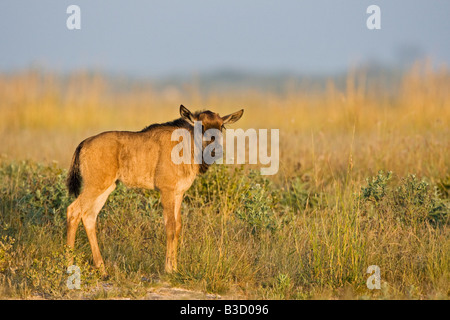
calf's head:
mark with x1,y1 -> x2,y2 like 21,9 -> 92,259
180,105 -> 244,133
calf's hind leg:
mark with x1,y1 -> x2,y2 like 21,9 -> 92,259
66,197 -> 83,265
80,183 -> 116,274
67,199 -> 81,249
66,183 -> 116,275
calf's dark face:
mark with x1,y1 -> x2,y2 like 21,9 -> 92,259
179,106 -> 244,159
197,111 -> 224,133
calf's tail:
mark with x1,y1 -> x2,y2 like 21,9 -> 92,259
67,142 -> 84,197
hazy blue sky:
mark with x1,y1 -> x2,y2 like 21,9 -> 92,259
1,0 -> 449,77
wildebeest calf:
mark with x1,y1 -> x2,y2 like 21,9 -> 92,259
66,105 -> 244,274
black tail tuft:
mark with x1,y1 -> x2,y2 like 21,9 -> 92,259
67,142 -> 84,197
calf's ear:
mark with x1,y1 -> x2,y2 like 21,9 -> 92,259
222,109 -> 244,125
180,105 -> 195,125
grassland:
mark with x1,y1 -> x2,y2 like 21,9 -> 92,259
0,62 -> 449,299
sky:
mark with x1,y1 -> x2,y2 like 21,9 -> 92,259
0,0 -> 449,77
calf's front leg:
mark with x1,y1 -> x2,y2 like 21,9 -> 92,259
160,191 -> 183,273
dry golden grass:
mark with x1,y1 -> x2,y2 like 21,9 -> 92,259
1,62 -> 448,182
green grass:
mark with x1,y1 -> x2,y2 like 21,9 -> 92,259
0,160 -> 448,299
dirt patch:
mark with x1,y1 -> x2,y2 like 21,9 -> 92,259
144,286 -> 222,300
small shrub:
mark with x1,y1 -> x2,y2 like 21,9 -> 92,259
361,170 -> 392,202
360,171 -> 449,227
234,171 -> 278,234
393,175 -> 448,226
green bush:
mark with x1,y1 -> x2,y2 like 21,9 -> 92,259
361,170 -> 392,202
360,171 -> 449,227
235,172 -> 278,234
